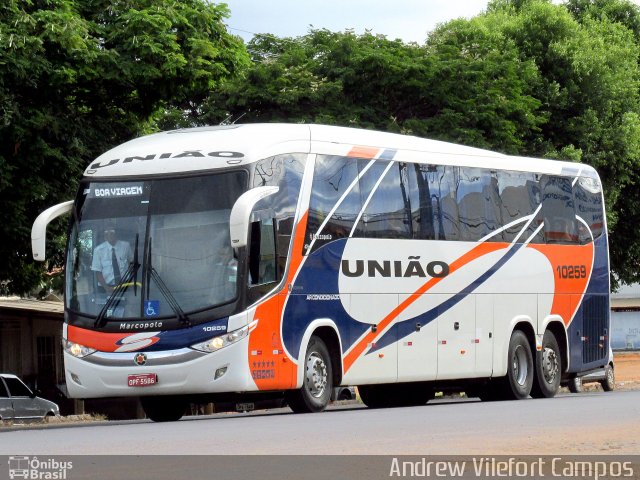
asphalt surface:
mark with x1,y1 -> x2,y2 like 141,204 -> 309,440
1,390 -> 639,455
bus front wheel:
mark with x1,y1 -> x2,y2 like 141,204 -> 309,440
286,336 -> 333,413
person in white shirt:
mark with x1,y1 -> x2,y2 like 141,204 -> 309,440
91,226 -> 133,294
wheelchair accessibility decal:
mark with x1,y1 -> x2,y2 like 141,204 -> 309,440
144,300 -> 160,317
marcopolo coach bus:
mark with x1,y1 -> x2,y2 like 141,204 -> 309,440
32,124 -> 613,421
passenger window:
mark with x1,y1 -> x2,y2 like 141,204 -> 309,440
498,171 -> 543,243
457,167 -> 502,241
416,165 -> 460,241
4,377 -> 32,397
407,164 -> 436,240
305,155 -> 362,254
356,161 -> 412,239
573,176 -> 604,243
540,175 -> 578,244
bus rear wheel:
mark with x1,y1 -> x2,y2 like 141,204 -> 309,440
500,330 -> 534,400
140,395 -> 187,422
286,336 -> 333,413
530,330 -> 561,398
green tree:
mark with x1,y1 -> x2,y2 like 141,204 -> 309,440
0,0 -> 249,295
200,28 -> 544,153
484,0 -> 640,286
199,30 -> 433,131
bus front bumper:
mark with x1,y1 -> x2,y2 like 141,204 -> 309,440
63,336 -> 255,398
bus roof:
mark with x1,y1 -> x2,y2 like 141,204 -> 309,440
83,123 -> 599,179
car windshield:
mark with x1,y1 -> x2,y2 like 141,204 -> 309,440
66,172 -> 247,321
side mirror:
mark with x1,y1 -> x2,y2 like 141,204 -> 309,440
31,200 -> 74,261
229,186 -> 279,249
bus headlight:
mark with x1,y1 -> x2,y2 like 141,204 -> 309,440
64,340 -> 97,358
191,324 -> 250,353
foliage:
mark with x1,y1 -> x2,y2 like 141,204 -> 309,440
0,0 -> 249,295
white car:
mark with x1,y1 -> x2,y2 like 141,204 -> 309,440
0,374 -> 60,423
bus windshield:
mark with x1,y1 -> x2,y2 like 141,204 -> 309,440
65,171 -> 247,321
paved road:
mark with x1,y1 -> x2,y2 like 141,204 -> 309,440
1,391 -> 639,455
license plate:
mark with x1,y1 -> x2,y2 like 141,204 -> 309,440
236,402 -> 255,412
128,374 -> 157,387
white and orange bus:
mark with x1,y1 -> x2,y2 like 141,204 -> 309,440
32,124 -> 613,421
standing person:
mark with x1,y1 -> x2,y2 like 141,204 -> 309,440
91,224 -> 133,294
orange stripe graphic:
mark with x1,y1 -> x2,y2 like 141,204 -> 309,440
347,146 -> 380,159
68,325 -> 127,352
528,243 -> 594,325
249,211 -> 310,390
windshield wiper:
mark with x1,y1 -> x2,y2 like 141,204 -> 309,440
94,234 -> 141,328
145,237 -> 191,326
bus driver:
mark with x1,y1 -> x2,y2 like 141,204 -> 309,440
91,224 -> 133,294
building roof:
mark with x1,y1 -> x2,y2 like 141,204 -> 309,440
0,297 -> 63,318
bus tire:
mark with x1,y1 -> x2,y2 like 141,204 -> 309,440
568,376 -> 583,393
530,330 -> 561,398
601,364 -> 615,392
500,330 -> 534,400
140,395 -> 187,422
286,336 -> 333,413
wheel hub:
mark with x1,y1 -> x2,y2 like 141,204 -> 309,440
306,352 -> 327,398
542,347 -> 559,384
513,345 -> 528,386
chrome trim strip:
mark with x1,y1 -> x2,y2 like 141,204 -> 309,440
82,348 -> 206,367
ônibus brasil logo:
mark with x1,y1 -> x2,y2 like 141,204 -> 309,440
8,456 -> 72,479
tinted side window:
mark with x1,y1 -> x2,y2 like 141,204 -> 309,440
0,379 -> 8,398
541,175 -> 578,244
457,167 -> 502,242
574,176 -> 604,243
253,154 -> 306,276
408,164 -> 436,240
356,161 -> 412,239
498,171 -> 543,243
4,377 -> 31,397
413,165 -> 460,241
305,155 -> 362,254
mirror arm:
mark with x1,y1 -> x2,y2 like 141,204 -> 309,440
229,186 -> 279,248
31,200 -> 74,261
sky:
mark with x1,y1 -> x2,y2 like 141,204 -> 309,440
221,0 -> 492,44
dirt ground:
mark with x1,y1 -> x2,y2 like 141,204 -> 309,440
611,351 -> 640,388
613,351 -> 640,381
